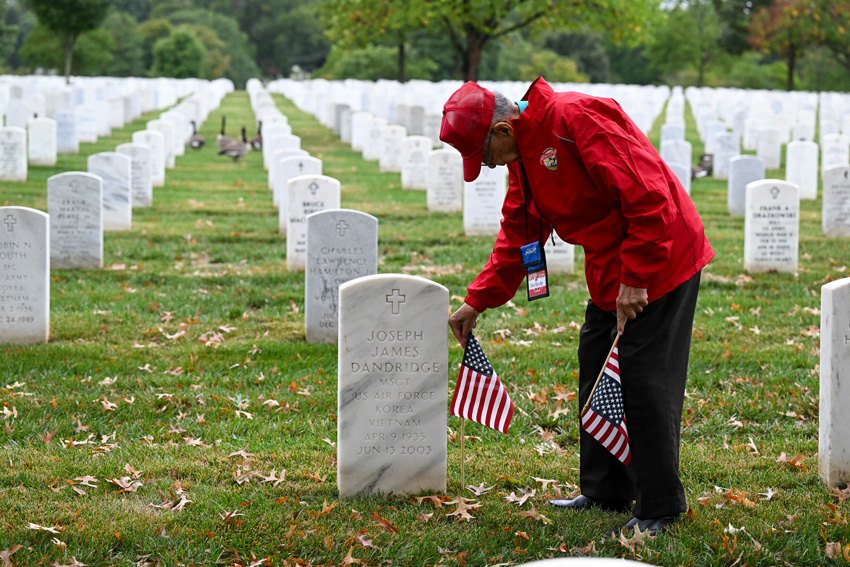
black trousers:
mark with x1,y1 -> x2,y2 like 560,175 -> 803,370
577,272 -> 701,519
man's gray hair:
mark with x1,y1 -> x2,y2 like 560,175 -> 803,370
492,91 -> 514,124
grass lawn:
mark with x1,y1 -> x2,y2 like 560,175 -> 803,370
0,89 -> 848,567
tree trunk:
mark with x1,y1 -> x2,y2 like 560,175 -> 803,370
398,40 -> 406,83
64,44 -> 73,85
463,29 -> 486,82
786,47 -> 796,91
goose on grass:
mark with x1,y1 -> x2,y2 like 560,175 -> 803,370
189,120 -> 205,149
218,127 -> 250,162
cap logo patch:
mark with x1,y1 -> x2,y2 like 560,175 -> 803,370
539,147 -> 557,170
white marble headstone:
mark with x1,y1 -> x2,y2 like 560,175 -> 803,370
545,231 -> 575,274
275,155 -> 322,210
147,119 -> 176,169
0,127 -> 27,181
463,165 -> 506,236
55,109 -> 79,154
0,206 -> 49,343
5,100 -> 28,129
132,130 -> 166,188
712,133 -> 739,180
822,134 -> 849,173
819,277 -> 850,488
728,156 -> 765,217
362,117 -> 388,161
47,172 -> 103,269
88,152 -> 132,232
744,179 -> 799,273
108,98 -> 125,128
305,209 -> 378,343
116,143 -> 153,208
75,104 -> 99,144
823,166 -> 850,237
401,136 -> 431,190
337,273 -> 448,498
350,111 -> 372,151
668,162 -> 691,195
660,139 -> 691,169
27,117 -> 56,166
378,124 -> 407,173
285,175 -> 341,270
756,128 -> 781,170
785,140 -> 818,200
427,149 -> 463,213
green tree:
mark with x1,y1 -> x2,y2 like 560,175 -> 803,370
748,0 -> 821,90
541,31 -> 609,83
647,0 -> 726,86
137,18 -> 172,69
112,0 -> 150,22
24,0 -> 113,83
20,22 -> 114,76
102,10 -> 145,76
315,44 -> 437,81
713,0 -> 774,55
2,4 -> 34,71
815,0 -> 850,78
151,26 -> 205,78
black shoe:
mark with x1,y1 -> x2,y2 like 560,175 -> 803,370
547,494 -> 632,513
608,515 -> 679,538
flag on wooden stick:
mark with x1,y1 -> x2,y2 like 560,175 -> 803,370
581,343 -> 631,464
450,331 -> 513,433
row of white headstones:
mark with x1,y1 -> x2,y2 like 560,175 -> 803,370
0,79 -> 232,346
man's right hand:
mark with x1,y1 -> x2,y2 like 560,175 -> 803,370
448,303 -> 480,348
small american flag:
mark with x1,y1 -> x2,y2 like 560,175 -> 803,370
450,331 -> 513,433
581,346 -> 631,464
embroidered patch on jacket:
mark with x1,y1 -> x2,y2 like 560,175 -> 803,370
539,147 -> 557,170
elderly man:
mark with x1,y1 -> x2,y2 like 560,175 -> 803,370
441,78 -> 713,537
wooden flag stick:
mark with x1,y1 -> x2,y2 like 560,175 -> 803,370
460,417 -> 466,492
580,331 -> 622,418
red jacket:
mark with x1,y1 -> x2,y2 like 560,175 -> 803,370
465,78 -> 714,313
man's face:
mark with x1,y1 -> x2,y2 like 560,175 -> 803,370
481,120 -> 521,168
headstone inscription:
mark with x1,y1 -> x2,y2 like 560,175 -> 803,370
285,175 -> 342,271
337,273 -> 448,498
822,166 -> 850,237
0,127 -> 28,181
728,156 -> 765,217
88,152 -> 132,232
47,172 -> 103,269
305,209 -> 378,343
463,165 -> 506,236
744,180 -> 799,273
0,206 -> 49,343
427,149 -> 463,213
818,277 -> 850,488
116,143 -> 153,208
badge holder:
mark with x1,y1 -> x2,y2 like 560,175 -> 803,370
521,241 -> 549,301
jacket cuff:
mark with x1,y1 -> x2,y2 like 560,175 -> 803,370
463,294 -> 488,313
620,272 -> 650,289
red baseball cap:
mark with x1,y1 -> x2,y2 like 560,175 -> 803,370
440,82 -> 495,182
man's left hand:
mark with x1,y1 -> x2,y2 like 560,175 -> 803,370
616,284 -> 648,333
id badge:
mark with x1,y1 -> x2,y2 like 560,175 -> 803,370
520,242 -> 542,267
526,262 -> 550,301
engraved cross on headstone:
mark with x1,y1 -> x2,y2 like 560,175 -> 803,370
771,186 -> 780,199
386,289 -> 406,315
298,161 -> 304,172
336,220 -> 349,237
3,214 -> 16,232
309,181 -> 319,195
70,180 -> 79,191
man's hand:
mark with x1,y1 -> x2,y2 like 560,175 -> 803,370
616,284 -> 648,333
448,303 -> 480,348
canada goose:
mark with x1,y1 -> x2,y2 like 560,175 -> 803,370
189,120 -> 205,149
218,127 -> 250,162
249,121 -> 262,150
216,116 -> 233,150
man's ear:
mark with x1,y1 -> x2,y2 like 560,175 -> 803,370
493,120 -> 513,137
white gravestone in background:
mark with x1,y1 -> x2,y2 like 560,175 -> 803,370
0,206 -> 49,343
660,139 -> 691,169
712,133 -> 739,180
728,156 -> 765,217
378,124 -> 407,173
756,128 -> 781,170
427,149 -> 463,213
822,134 -> 849,173
744,180 -> 799,273
108,98 -> 125,128
819,277 -> 850,488
47,172 -> 103,269
270,147 -> 309,191
88,152 -> 132,232
266,135 -> 302,186
337,273 -> 448,498
55,109 -> 79,154
0,127 -> 27,181
147,119 -> 176,169
133,130 -> 166,188
362,116 -> 388,161
660,123 -> 684,147
305,209 -> 378,343
5,100 -> 28,130
545,231 -> 575,274
275,155 -> 322,210
350,111 -> 372,151
285,175 -> 341,271
76,104 -> 98,144
27,117 -> 56,166
785,140 -> 818,200
823,166 -> 850,237
668,162 -> 691,195
401,135 -> 431,190
463,165 -> 506,236
116,143 -> 153,208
